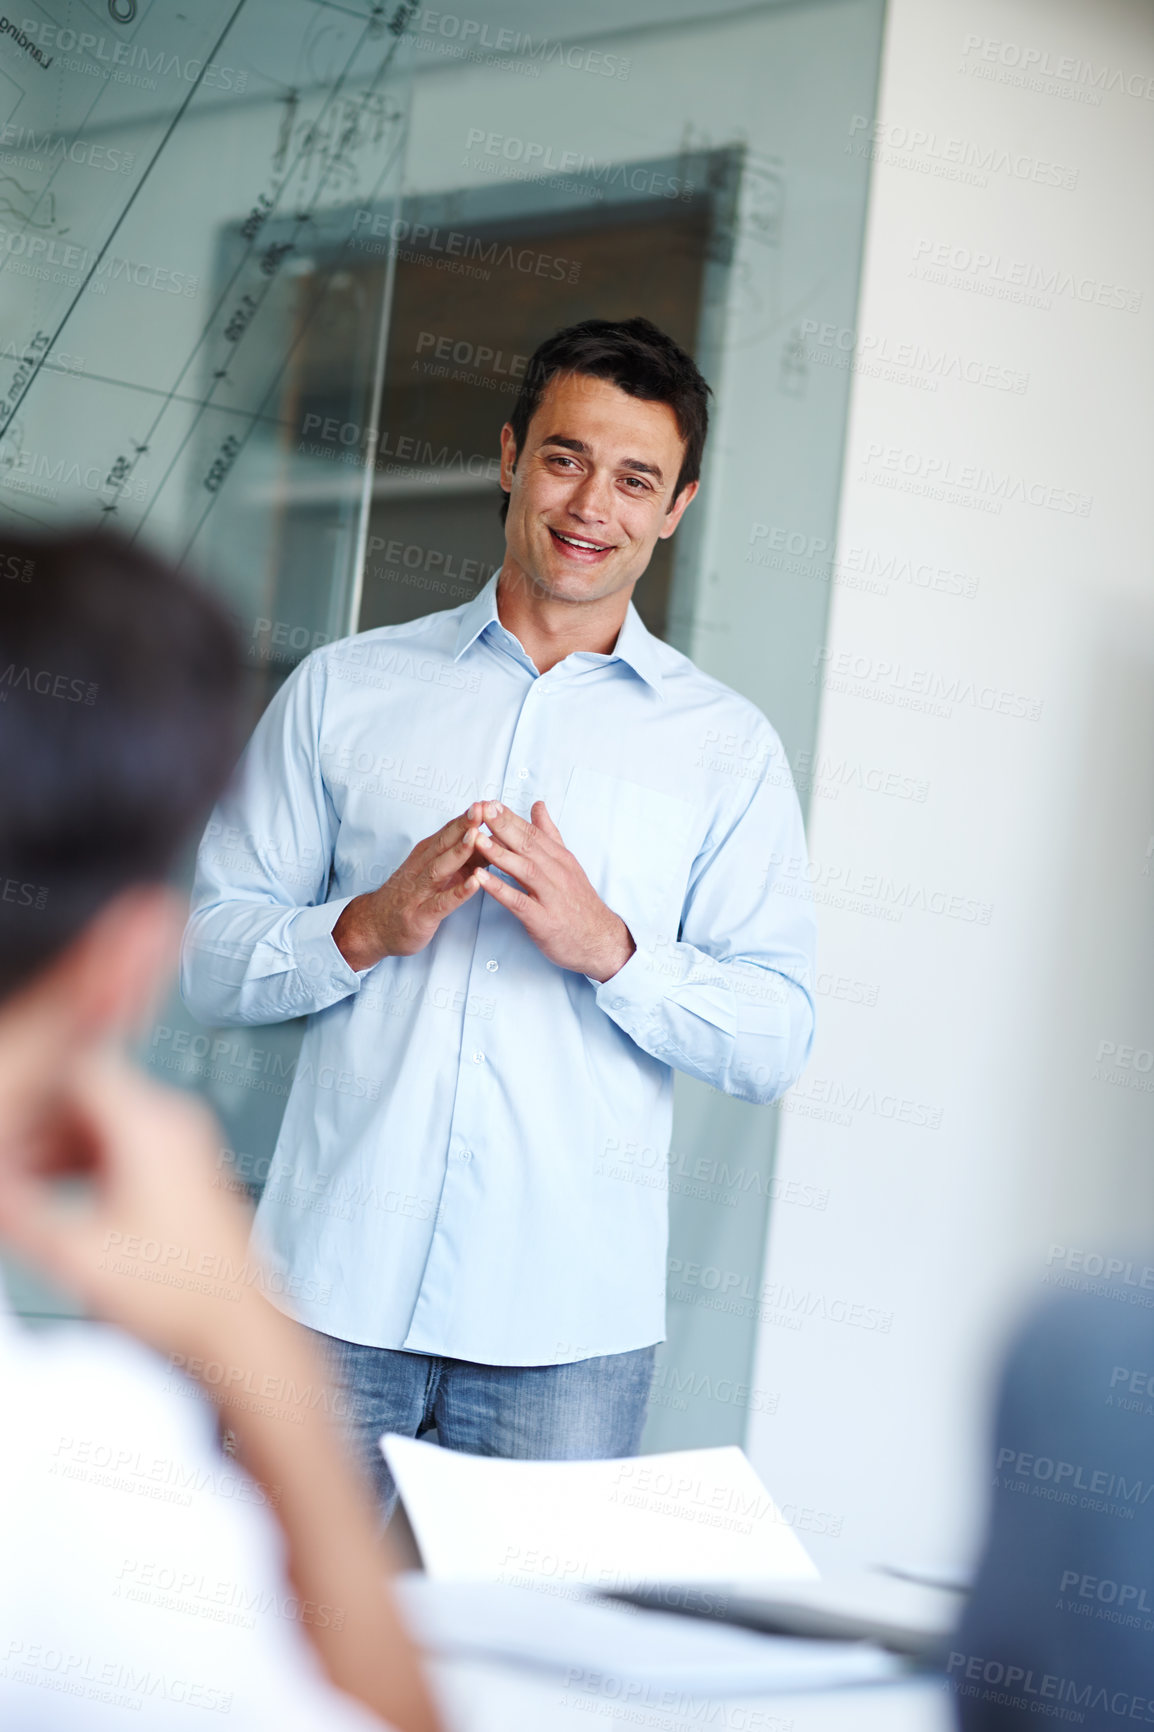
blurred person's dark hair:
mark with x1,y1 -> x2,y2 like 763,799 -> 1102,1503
0,529 -> 243,1000
499,316 -> 711,524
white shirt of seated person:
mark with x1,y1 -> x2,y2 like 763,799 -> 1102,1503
0,1283 -> 393,1730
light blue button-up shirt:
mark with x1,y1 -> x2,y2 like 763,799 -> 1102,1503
181,578 -> 816,1365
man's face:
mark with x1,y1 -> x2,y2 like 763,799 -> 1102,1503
499,371 -> 698,607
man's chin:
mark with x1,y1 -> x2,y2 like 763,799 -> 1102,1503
539,574 -> 625,605
527,556 -> 639,604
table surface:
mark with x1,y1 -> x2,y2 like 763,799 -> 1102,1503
432,1658 -> 956,1731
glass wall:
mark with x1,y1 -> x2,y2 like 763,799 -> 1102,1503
0,0 -> 885,1451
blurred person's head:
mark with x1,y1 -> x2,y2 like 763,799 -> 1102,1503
0,530 -> 242,1116
498,317 -> 710,609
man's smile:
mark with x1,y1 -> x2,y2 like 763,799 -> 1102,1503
547,525 -> 618,561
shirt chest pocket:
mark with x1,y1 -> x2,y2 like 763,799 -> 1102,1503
557,768 -> 696,939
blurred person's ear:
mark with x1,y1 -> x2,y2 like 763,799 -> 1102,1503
49,886 -> 185,1044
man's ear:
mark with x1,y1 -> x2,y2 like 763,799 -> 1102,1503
499,422 -> 519,492
658,478 -> 699,541
57,887 -> 185,1042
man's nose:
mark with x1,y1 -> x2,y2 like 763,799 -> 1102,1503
567,469 -> 612,521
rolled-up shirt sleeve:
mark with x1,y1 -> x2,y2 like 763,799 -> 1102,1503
180,655 -> 364,1028
593,738 -> 816,1105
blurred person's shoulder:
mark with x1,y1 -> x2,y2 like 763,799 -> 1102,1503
0,1306 -> 233,1485
955,1274 -> 1154,1728
1003,1273 -> 1154,1404
994,1274 -> 1154,1479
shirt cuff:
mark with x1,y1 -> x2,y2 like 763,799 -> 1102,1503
287,897 -> 367,1000
592,937 -> 676,1027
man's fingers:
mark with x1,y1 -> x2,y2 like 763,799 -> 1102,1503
439,807 -> 483,846
473,830 -> 541,888
476,867 -> 535,925
483,804 -> 554,857
531,800 -> 564,843
416,806 -> 483,862
426,825 -> 479,886
444,803 -> 483,837
427,870 -> 483,918
482,803 -> 533,842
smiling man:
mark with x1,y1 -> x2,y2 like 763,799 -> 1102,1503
182,316 -> 816,1513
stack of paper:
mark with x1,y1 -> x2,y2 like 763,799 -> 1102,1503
382,1440 -> 908,1695
395,1576 -> 903,1696
381,1438 -> 820,1591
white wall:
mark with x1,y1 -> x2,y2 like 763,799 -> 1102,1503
749,0 -> 1154,1574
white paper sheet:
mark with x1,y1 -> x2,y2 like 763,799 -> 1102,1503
381,1438 -> 820,1589
395,1577 -> 903,1696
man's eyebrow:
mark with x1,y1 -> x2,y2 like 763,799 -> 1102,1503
539,434 -> 665,483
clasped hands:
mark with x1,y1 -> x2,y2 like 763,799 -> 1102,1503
332,801 -> 636,984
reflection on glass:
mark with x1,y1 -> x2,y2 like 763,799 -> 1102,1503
0,0 -> 884,1455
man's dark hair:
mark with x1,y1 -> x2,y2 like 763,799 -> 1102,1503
499,316 -> 711,524
0,529 -> 244,1000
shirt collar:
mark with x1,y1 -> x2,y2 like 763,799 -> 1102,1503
453,575 -> 666,698
611,598 -> 667,698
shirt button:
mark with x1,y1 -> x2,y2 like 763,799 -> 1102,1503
460,1149 -> 473,1162
612,998 -> 625,1010
517,767 -> 529,779
485,959 -> 499,973
472,1050 -> 485,1064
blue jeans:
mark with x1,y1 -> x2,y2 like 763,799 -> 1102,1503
309,1332 -> 657,1521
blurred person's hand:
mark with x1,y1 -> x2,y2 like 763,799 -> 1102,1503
0,1048 -> 257,1359
332,804 -> 488,970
